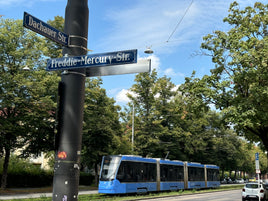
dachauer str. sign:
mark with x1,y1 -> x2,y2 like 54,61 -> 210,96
23,12 -> 68,46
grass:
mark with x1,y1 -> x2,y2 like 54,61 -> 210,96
1,185 -> 243,201
0,185 -> 97,195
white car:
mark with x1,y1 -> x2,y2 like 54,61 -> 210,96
242,182 -> 266,201
236,178 -> 245,184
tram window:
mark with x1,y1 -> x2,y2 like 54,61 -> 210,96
116,161 -> 157,182
188,167 -> 205,181
160,164 -> 184,182
100,156 -> 121,181
207,169 -> 219,181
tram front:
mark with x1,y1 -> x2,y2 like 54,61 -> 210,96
98,155 -> 122,194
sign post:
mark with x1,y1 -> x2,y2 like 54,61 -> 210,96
51,1 -> 88,201
23,2 -> 150,201
255,153 -> 261,201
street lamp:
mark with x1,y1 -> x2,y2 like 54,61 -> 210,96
144,47 -> 153,54
22,65 -> 30,71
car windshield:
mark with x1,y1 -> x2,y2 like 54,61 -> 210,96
100,156 -> 121,181
246,184 -> 260,189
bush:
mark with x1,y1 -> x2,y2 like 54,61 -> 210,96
4,172 -> 53,187
79,172 -> 95,186
0,155 -> 53,187
0,155 -> 94,187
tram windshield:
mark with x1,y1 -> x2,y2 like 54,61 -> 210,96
100,156 -> 121,181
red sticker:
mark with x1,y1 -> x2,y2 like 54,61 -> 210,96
58,151 -> 67,159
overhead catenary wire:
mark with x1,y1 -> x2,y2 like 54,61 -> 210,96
166,0 -> 194,43
144,0 -> 194,53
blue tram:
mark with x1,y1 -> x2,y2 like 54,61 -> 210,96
98,155 -> 220,194
205,164 -> 221,188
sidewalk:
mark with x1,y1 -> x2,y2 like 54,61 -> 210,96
0,190 -> 98,200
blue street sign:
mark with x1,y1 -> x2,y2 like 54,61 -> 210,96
46,49 -> 138,71
255,152 -> 259,160
23,12 -> 69,46
255,152 -> 260,172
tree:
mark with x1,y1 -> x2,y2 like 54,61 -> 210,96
0,19 -> 59,188
123,68 -> 257,175
186,2 -> 268,151
154,76 -> 177,128
44,16 -> 65,59
82,78 -> 131,184
127,70 -> 161,156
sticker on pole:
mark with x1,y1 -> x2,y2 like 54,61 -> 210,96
57,151 -> 67,159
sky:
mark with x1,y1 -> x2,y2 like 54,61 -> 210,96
0,0 -> 266,107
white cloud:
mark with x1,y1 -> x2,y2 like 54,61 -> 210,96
115,89 -> 130,103
115,89 -> 136,104
164,68 -> 184,77
98,1 -> 193,53
95,0 -> 224,54
94,0 -> 266,56
164,68 -> 175,76
143,55 -> 160,72
172,85 -> 180,92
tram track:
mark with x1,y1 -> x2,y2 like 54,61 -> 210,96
114,185 -> 243,201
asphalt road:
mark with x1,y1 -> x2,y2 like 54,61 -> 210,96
138,189 -> 242,201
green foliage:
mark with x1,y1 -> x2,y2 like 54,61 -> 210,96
198,2 -> 268,151
0,155 -> 45,175
44,16 -> 65,59
0,155 -> 94,188
124,66 -> 267,175
127,70 -> 160,156
0,18 -> 59,188
82,78 -> 131,180
0,155 -> 53,187
0,18 -> 59,155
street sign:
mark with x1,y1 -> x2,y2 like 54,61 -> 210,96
23,12 -> 69,46
86,58 -> 151,77
46,49 -> 138,72
255,153 -> 261,201
255,152 -> 259,160
255,152 -> 260,172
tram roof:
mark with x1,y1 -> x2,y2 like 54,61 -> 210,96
205,164 -> 220,169
120,155 -> 157,163
186,162 -> 204,168
160,159 -> 184,166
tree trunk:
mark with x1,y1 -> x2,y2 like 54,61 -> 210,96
261,132 -> 268,155
221,168 -> 224,179
1,147 -> 11,189
94,163 -> 99,186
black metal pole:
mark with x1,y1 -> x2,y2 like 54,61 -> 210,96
52,1 -> 88,200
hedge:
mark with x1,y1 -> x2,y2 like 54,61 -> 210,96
0,172 -> 94,188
